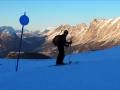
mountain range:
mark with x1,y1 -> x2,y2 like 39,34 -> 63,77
1,17 -> 120,58
0,26 -> 48,58
40,17 -> 120,57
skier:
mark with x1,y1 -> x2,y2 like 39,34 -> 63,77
53,30 -> 72,65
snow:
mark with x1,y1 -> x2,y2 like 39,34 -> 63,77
111,17 -> 120,24
0,45 -> 120,90
98,19 -> 110,30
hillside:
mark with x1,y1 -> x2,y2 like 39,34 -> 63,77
0,26 -> 46,58
0,45 -> 120,90
1,17 -> 120,58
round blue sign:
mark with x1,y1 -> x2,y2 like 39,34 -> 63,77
19,12 -> 29,26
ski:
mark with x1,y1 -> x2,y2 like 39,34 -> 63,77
48,61 -> 79,67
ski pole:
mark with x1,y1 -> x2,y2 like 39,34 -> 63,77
68,36 -> 73,64
68,43 -> 72,64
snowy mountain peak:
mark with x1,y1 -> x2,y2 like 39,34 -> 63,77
0,26 -> 17,38
40,17 -> 120,57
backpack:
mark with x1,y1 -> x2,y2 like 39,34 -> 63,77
52,35 -> 61,46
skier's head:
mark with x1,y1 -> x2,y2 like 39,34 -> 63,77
63,30 -> 68,36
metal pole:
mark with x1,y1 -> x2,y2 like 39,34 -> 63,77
68,43 -> 72,64
16,25 -> 24,72
68,37 -> 73,64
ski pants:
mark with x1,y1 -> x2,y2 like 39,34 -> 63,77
56,46 -> 65,65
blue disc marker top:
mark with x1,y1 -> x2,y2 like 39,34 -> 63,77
19,12 -> 29,26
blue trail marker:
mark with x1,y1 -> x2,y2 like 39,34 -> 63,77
16,12 -> 29,72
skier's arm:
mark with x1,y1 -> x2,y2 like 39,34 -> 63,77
67,41 -> 72,44
65,41 -> 72,47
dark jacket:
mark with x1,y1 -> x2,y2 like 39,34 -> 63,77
58,34 -> 71,47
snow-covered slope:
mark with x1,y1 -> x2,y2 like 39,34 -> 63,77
0,45 -> 120,90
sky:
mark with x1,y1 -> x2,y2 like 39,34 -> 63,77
0,0 -> 120,31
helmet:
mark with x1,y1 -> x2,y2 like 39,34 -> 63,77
64,30 -> 68,35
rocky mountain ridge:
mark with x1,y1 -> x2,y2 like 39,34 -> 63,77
41,17 -> 120,57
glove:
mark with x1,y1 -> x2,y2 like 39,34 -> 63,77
69,41 -> 72,44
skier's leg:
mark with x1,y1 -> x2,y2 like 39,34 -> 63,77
56,46 -> 64,65
56,46 -> 62,65
56,53 -> 61,65
60,51 -> 65,64
58,46 -> 64,64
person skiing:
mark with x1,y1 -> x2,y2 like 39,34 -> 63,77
53,30 -> 72,65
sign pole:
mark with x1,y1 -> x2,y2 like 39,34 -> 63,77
16,25 -> 24,72
16,12 -> 29,72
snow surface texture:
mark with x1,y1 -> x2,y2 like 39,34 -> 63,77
0,45 -> 120,90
